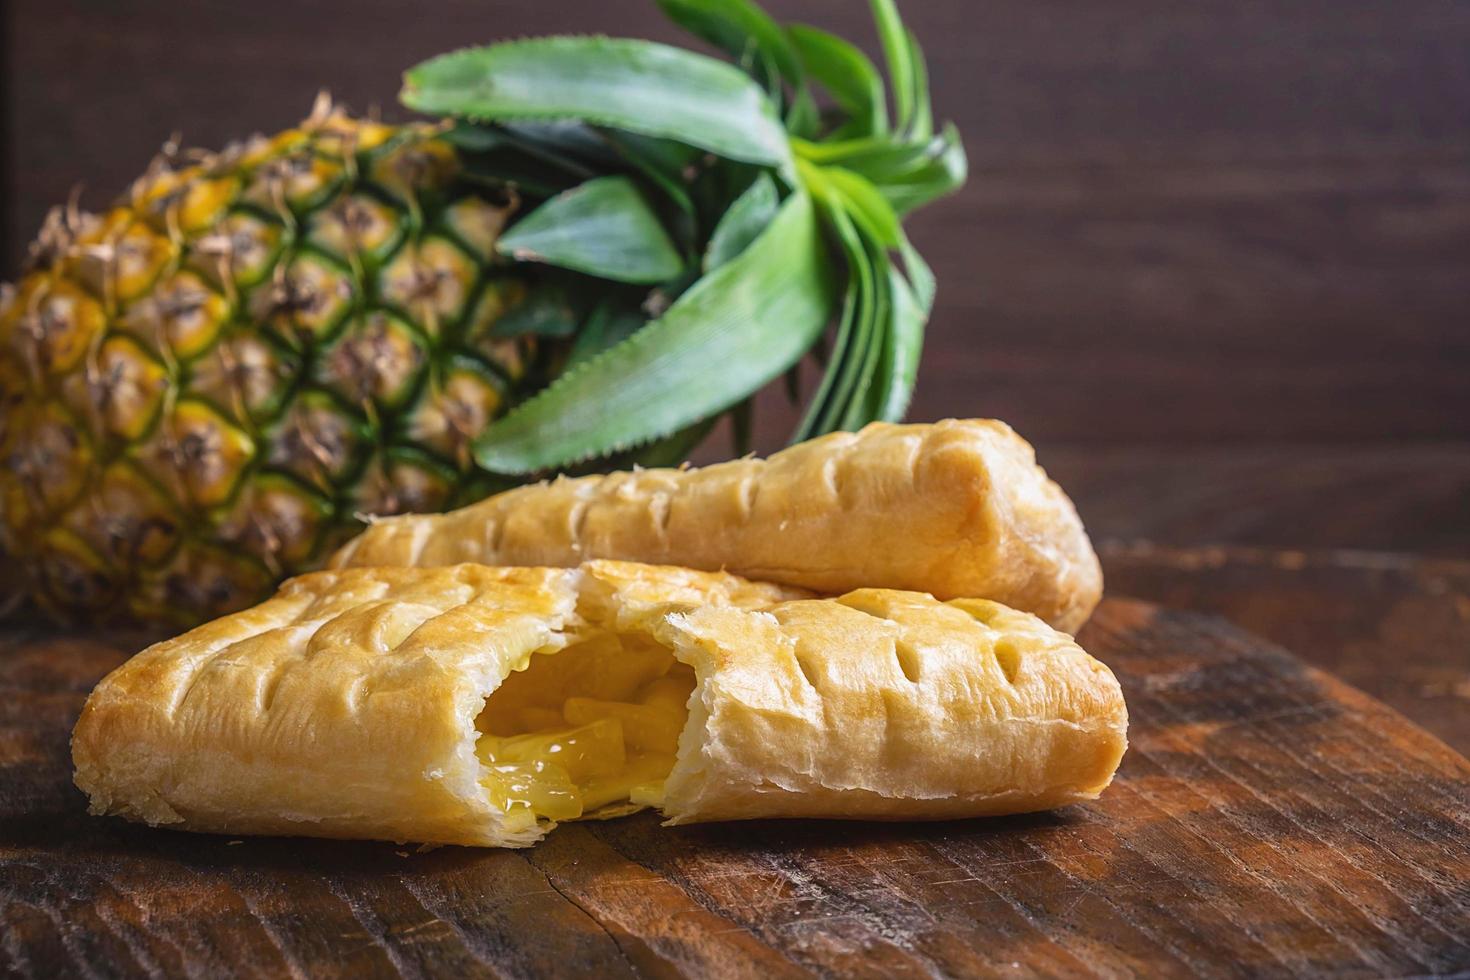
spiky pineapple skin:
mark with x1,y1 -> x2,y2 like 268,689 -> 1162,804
0,100 -> 539,627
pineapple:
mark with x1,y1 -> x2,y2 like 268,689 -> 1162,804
1,0 -> 964,628
0,97 -> 538,626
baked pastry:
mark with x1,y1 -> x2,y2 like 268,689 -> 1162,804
73,561 -> 1128,847
330,419 -> 1103,634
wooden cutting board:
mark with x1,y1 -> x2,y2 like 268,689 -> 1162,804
2,598 -> 1467,978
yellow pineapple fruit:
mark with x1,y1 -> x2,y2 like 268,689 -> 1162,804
0,96 -> 536,626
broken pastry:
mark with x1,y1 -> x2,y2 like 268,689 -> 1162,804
72,561 -> 1127,847
330,419 -> 1104,634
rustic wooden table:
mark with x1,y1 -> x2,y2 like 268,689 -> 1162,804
1099,542 -> 1470,758
2,541 -> 1468,977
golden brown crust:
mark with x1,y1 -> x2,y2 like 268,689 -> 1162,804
330,419 -> 1103,633
73,561 -> 1126,847
71,562 -> 804,847
72,565 -> 577,847
659,591 -> 1127,824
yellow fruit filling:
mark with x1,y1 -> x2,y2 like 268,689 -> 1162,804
475,629 -> 694,831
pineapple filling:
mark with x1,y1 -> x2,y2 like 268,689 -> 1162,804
475,629 -> 693,830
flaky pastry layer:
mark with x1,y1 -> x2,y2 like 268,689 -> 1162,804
73,561 -> 1126,847
330,419 -> 1103,633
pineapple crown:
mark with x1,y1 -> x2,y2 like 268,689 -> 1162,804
398,0 -> 966,474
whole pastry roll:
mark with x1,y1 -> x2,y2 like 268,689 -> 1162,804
73,561 -> 1128,847
330,419 -> 1103,634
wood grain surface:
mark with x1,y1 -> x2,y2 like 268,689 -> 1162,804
6,0 -> 1469,446
3,599 -> 1468,978
1101,543 -> 1470,758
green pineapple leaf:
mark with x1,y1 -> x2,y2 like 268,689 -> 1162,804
792,173 -> 876,440
821,124 -> 966,215
502,120 -> 628,170
654,0 -> 804,94
872,261 -> 926,421
402,0 -> 965,476
596,130 -> 701,249
402,37 -> 791,167
903,26 -> 934,140
787,24 -> 888,139
563,300 -> 647,369
869,0 -> 918,135
441,123 -> 594,196
652,0 -> 821,137
821,166 -> 903,247
489,280 -> 583,338
496,175 -> 684,284
475,190 -> 835,473
703,173 -> 779,271
866,131 -> 968,215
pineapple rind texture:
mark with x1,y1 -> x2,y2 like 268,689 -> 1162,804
0,101 -> 536,626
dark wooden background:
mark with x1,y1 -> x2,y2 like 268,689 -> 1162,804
3,2 -> 1468,737
5,0 -> 1469,538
